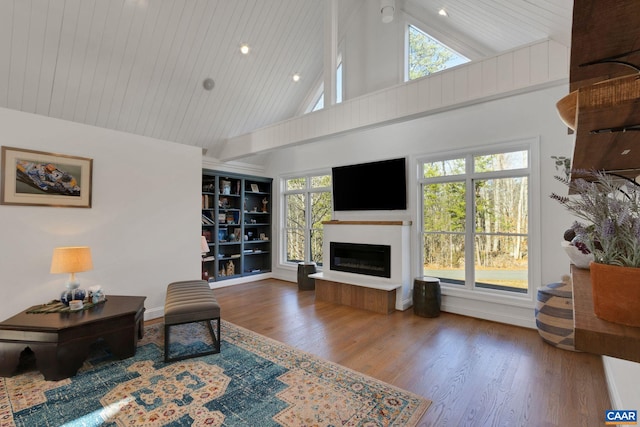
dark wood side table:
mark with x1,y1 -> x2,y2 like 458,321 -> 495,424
0,295 -> 145,381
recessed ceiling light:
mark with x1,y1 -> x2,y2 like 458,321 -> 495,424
202,78 -> 215,91
292,73 -> 301,82
240,44 -> 250,55
438,8 -> 448,17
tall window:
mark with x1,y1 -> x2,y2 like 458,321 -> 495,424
308,58 -> 343,113
407,24 -> 469,80
419,147 -> 530,294
283,174 -> 332,266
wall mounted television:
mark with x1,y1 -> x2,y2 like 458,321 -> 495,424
332,157 -> 407,211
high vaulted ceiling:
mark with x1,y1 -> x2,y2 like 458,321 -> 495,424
0,0 -> 573,160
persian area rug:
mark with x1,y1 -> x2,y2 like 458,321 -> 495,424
0,320 -> 431,426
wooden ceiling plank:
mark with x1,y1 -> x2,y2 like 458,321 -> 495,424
73,0 -> 117,124
106,2 -> 149,130
162,0 -> 221,142
176,0 -> 238,146
113,0 -> 163,132
22,0 -> 50,114
143,0 -> 198,139
0,0 -> 15,106
60,0 -> 97,122
132,0 -> 187,136
7,0 -> 33,110
47,0 -> 83,119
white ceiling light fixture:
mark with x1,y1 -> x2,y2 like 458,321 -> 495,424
438,8 -> 449,17
240,44 -> 250,55
292,73 -> 301,83
380,0 -> 395,23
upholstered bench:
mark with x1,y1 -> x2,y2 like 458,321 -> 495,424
164,280 -> 221,362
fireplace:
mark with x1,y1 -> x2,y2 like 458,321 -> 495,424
330,242 -> 391,278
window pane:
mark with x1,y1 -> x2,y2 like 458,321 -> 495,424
474,235 -> 528,293
408,25 -> 469,80
423,158 -> 465,178
286,228 -> 305,263
423,233 -> 465,284
310,228 -> 324,266
423,182 -> 466,232
474,150 -> 528,172
286,193 -> 306,229
310,191 -> 332,266
311,175 -> 331,188
287,178 -> 306,191
475,177 -> 528,234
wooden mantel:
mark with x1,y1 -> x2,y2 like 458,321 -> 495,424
322,220 -> 412,226
572,265 -> 640,363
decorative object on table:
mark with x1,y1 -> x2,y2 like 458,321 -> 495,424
535,275 -> 577,351
68,300 -> 83,310
2,321 -> 430,426
1,146 -> 92,208
87,285 -> 104,304
221,180 -> 231,195
551,169 -> 640,327
560,240 -> 594,269
226,260 -> 235,276
50,246 -> 93,306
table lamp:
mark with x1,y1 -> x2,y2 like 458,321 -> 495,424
50,246 -> 93,305
201,236 -> 209,256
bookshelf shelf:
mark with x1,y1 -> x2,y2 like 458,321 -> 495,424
202,170 -> 272,282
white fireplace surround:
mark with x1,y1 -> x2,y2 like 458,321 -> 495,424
311,220 -> 412,310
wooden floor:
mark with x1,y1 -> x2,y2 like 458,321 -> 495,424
165,279 -> 611,426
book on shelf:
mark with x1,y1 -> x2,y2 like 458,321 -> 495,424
201,214 -> 214,225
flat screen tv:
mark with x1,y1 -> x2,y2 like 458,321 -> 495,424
332,158 -> 407,211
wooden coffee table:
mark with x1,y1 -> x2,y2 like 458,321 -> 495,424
0,295 -> 145,381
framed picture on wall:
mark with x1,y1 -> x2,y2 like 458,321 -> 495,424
1,146 -> 93,208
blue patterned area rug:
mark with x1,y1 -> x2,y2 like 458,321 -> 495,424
0,321 -> 430,426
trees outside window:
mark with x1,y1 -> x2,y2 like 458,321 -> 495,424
283,174 -> 332,266
408,25 -> 469,80
420,148 -> 530,293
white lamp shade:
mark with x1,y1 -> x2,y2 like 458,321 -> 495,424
201,236 -> 210,254
50,246 -> 93,274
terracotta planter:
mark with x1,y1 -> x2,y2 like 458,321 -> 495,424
590,262 -> 640,327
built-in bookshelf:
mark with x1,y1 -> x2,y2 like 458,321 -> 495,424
202,170 -> 272,282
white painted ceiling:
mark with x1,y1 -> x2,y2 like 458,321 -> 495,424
0,0 -> 573,159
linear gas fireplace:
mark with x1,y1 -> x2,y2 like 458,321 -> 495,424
330,242 -> 391,278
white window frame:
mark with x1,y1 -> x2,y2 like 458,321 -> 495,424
280,170 -> 332,268
416,138 -> 541,307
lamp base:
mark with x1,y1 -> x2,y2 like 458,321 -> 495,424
60,288 -> 86,306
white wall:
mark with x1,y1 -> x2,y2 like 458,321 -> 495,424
265,84 -> 576,327
0,108 -> 201,321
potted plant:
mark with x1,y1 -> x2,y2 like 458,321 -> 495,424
551,170 -> 640,327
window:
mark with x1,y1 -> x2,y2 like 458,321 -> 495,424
308,57 -> 343,113
283,174 -> 332,266
419,147 -> 530,294
407,24 -> 469,80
